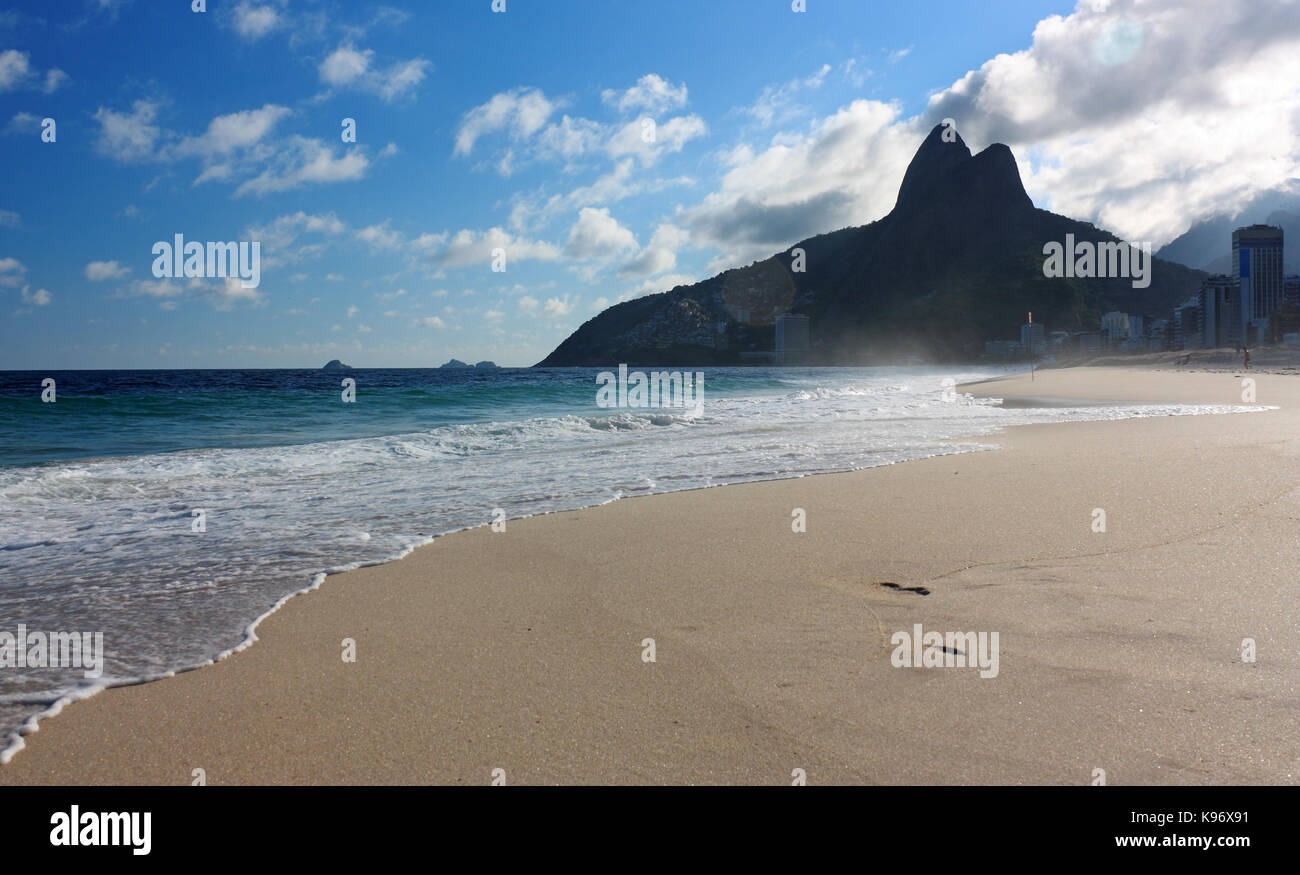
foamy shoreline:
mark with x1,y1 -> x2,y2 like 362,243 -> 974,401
2,366 -> 1297,785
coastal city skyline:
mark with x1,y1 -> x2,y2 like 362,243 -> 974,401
5,0 -> 1300,368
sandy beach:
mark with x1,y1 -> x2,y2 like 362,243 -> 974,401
2,365 -> 1298,785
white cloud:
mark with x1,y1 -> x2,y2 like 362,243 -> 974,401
0,209 -> 19,228
20,285 -> 50,306
319,43 -> 430,101
42,68 -> 67,93
430,227 -> 561,268
0,256 -> 26,287
564,207 -> 638,261
605,114 -> 707,166
178,104 -> 290,157
0,49 -> 59,93
454,87 -> 560,157
3,111 -> 40,136
93,100 -> 163,162
602,74 -> 688,115
320,44 -> 371,86
247,211 -> 346,253
517,295 -> 539,313
196,276 -> 262,311
542,295 -> 576,318
619,223 -> 688,279
921,0 -> 1300,244
506,159 -> 695,234
418,315 -> 445,328
85,260 -> 130,281
0,49 -> 29,91
678,99 -> 915,267
128,278 -> 185,298
355,222 -> 403,251
233,2 -> 282,40
234,135 -> 369,196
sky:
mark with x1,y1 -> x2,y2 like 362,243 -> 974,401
2,0 -> 1300,369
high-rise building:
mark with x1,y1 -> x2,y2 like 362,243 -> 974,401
1285,276 -> 1300,308
1173,296 -> 1202,350
1100,311 -> 1129,347
1198,275 -> 1240,349
1232,224 -> 1284,343
774,313 -> 810,364
1020,321 -> 1045,354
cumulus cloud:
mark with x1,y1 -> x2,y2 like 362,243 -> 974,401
605,114 -> 707,167
247,211 -> 346,251
354,222 -> 403,251
542,295 -> 576,317
196,276 -> 263,311
0,256 -> 26,287
234,135 -> 369,196
429,227 -> 561,269
85,260 -> 130,281
920,0 -> 1300,243
506,159 -> 695,234
564,207 -> 638,261
93,100 -> 164,162
0,49 -> 28,90
319,43 -> 431,101
3,111 -> 40,136
127,278 -> 185,298
232,2 -> 283,40
320,44 -> 372,86
601,73 -> 688,115
178,104 -> 290,158
0,49 -> 64,93
678,99 -> 917,267
20,285 -> 50,306
619,223 -> 688,279
454,87 -> 560,158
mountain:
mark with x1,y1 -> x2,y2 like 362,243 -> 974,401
537,125 -> 1209,365
439,359 -> 471,369
1157,186 -> 1300,275
321,359 -> 353,371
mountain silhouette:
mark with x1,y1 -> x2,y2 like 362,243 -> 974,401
1157,187 -> 1300,275
537,124 -> 1207,365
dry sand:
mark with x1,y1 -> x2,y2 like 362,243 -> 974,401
2,366 -> 1298,785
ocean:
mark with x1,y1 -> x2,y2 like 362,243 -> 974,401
0,365 -> 1261,760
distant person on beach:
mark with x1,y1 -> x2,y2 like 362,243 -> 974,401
1243,347 -> 1251,370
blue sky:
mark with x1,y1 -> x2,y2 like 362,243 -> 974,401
2,0 -> 1298,368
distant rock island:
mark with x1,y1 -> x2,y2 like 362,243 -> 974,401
321,359 -> 353,371
536,124 -> 1206,365
439,359 -> 499,369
